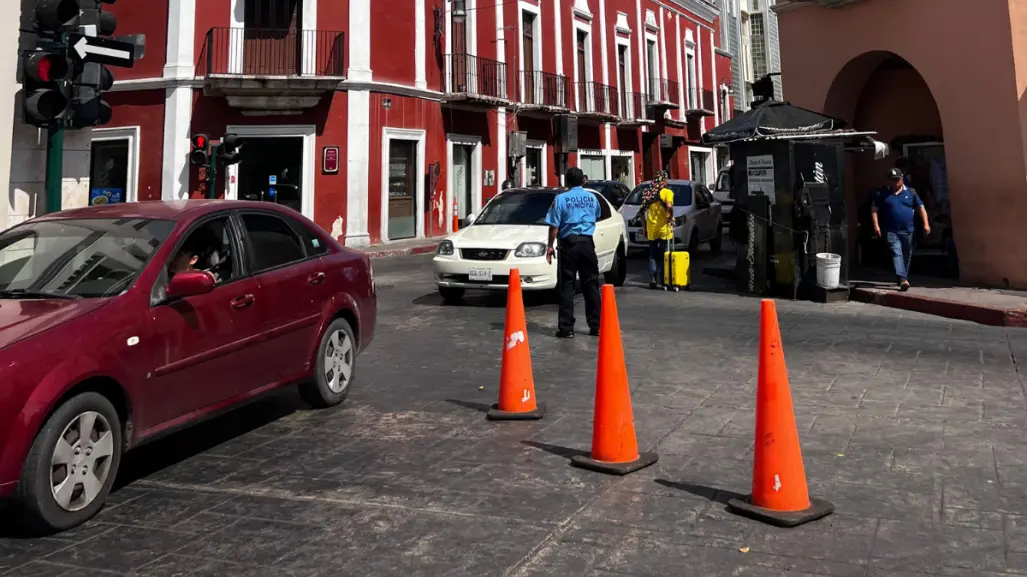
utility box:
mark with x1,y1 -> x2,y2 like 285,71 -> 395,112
731,139 -> 849,301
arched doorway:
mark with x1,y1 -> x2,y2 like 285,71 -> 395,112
825,52 -> 956,279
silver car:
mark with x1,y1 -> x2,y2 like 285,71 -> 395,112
618,179 -> 723,254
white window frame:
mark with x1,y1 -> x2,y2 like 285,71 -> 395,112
685,32 -> 698,110
380,127 -> 427,243
228,0 -> 318,75
446,134 -> 483,233
608,150 -> 635,187
572,21 -> 594,111
223,124 -> 317,220
90,126 -> 140,203
445,0 -> 478,94
688,145 -> 715,186
615,37 -> 633,117
644,33 -> 659,98
517,2 -> 543,103
520,140 -> 548,187
577,149 -> 607,181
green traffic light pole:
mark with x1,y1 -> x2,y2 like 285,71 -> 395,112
44,124 -> 64,214
207,144 -> 219,200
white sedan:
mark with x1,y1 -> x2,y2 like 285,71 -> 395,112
433,187 -> 628,303
619,179 -> 723,254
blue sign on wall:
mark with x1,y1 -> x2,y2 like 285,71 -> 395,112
89,188 -> 124,206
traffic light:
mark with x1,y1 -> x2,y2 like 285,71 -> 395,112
190,134 -> 210,166
218,133 -> 242,165
21,0 -> 81,127
68,0 -> 122,128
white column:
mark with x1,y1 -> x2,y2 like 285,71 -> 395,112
348,0 -> 372,82
162,0 -> 197,201
414,0 -> 426,88
228,0 -> 243,74
496,0 -> 506,189
599,0 -> 609,86
345,0 -> 372,246
635,0 -> 644,100
554,0 -> 564,75
697,28 -> 705,134
0,0 -> 18,228
675,16 -> 684,119
709,28 -> 718,127
301,0 -> 318,75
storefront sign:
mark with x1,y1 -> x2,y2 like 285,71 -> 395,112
746,155 -> 775,205
322,146 -> 340,174
89,188 -> 124,206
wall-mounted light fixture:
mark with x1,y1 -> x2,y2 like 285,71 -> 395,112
452,0 -> 467,23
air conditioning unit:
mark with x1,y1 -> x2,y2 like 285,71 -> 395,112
508,131 -> 527,158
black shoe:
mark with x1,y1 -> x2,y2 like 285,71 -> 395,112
589,328 -> 600,337
555,330 -> 574,339
649,281 -> 658,290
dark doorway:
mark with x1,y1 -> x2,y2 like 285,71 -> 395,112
388,140 -> 419,240
237,136 -> 304,214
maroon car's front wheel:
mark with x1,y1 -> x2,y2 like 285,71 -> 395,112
15,392 -> 123,534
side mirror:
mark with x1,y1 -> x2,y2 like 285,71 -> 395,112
166,271 -> 215,299
462,213 -> 477,227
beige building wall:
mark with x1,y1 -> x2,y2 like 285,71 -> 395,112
4,0 -> 91,233
775,0 -> 1027,288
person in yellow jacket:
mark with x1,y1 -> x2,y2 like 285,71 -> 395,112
643,171 -> 675,289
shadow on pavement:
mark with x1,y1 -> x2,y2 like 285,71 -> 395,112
654,478 -> 744,507
445,399 -> 491,414
112,394 -> 302,490
522,440 -> 589,460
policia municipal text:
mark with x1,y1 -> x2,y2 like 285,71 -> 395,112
544,167 -> 602,339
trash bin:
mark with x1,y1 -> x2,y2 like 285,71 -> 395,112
815,253 -> 841,289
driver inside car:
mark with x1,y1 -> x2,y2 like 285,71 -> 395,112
168,227 -> 222,282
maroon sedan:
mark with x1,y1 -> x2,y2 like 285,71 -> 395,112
0,201 -> 376,532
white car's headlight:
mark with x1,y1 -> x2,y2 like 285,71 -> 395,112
514,242 -> 546,257
436,240 -> 454,255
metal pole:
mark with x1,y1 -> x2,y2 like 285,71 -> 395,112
44,125 -> 64,214
207,145 -> 217,199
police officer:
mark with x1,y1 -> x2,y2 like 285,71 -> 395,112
544,167 -> 602,339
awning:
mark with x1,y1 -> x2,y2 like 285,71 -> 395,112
701,100 -> 847,145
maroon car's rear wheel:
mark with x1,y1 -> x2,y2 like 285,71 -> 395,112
300,318 -> 357,408
15,392 -> 123,534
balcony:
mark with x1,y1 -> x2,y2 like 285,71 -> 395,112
574,81 -> 620,122
647,79 -> 680,110
444,54 -> 509,107
519,70 -> 570,112
685,89 -> 716,118
617,91 -> 652,125
201,27 -> 346,113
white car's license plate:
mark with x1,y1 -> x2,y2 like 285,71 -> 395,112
468,268 -> 493,282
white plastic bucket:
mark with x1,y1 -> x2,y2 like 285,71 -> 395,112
815,253 -> 841,289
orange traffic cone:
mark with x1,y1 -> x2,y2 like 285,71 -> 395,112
571,284 -> 658,475
487,268 -> 545,420
727,299 -> 834,527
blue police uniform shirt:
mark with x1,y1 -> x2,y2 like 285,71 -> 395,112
873,185 -> 923,234
545,186 -> 602,238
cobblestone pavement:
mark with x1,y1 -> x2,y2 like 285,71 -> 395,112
2,253 -> 1026,576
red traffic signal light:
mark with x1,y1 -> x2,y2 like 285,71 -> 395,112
190,134 -> 210,166
25,52 -> 69,83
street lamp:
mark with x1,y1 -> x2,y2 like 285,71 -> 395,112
452,0 -> 467,23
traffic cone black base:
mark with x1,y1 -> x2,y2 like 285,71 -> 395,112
570,451 -> 658,476
486,402 -> 546,421
727,495 -> 834,528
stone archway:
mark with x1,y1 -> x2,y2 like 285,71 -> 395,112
823,51 -> 953,277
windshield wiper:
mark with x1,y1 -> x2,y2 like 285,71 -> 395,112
0,290 -> 79,300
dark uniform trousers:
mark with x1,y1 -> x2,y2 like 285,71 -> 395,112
556,234 -> 602,333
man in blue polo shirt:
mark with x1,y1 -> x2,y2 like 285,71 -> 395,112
872,167 -> 931,291
545,167 -> 602,338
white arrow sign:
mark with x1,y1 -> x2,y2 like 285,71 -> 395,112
69,35 -> 136,67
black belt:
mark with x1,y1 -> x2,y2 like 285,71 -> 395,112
558,235 -> 593,247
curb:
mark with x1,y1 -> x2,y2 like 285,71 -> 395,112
362,244 -> 438,259
850,288 -> 1027,328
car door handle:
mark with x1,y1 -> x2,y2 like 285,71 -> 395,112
231,294 -> 256,310
307,272 -> 326,285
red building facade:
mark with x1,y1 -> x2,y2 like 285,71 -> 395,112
101,0 -> 731,246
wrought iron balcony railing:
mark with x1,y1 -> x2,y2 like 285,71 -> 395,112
520,70 -> 570,109
619,91 -> 650,121
447,53 -> 508,101
648,78 -> 680,107
202,27 -> 346,76
575,81 -> 619,117
686,88 -> 716,115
